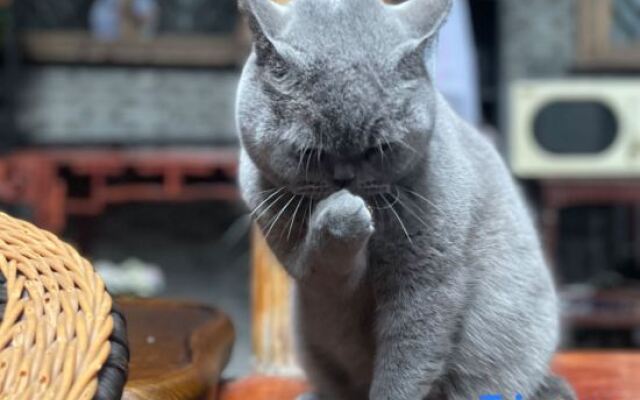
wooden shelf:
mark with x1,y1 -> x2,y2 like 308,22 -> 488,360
577,0 -> 640,70
21,30 -> 249,67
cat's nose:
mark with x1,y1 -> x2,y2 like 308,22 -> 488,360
333,178 -> 353,188
333,164 -> 355,188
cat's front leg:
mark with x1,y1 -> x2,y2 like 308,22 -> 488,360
292,189 -> 374,281
369,252 -> 467,400
293,189 -> 375,400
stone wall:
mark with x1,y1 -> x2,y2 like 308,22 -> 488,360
18,67 -> 239,145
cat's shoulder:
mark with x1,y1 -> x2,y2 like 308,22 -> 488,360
434,95 -> 513,185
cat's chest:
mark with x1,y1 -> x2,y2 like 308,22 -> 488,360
296,283 -> 376,344
296,284 -> 377,381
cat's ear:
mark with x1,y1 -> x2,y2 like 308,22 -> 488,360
386,0 -> 452,77
386,0 -> 452,43
239,0 -> 291,66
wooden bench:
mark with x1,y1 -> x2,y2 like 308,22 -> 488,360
119,293 -> 640,400
219,351 -> 640,400
245,230 -> 640,400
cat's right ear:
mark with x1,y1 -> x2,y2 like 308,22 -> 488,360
386,0 -> 452,43
239,0 -> 290,66
385,0 -> 452,78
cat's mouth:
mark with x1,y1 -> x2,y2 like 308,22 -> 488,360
292,182 -> 392,199
358,182 -> 393,197
291,184 -> 333,199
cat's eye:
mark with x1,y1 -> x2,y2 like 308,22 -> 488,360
364,143 -> 392,160
299,148 -> 324,162
364,147 -> 380,160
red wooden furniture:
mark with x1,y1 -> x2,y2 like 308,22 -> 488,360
219,352 -> 640,400
540,180 -> 640,261
0,148 -> 239,233
540,179 -> 640,331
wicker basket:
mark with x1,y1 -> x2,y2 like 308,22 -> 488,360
0,212 -> 128,400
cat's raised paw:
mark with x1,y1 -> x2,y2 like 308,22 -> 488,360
312,189 -> 374,244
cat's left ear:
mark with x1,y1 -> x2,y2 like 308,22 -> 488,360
386,0 -> 452,77
239,0 -> 291,66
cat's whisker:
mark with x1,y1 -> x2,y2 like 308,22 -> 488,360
377,142 -> 385,163
301,197 -> 313,240
254,191 -> 286,222
381,134 -> 392,149
306,197 -> 314,226
370,195 -> 381,211
264,194 -> 297,240
251,187 -> 285,217
296,146 -> 308,175
368,194 -> 390,211
317,135 -> 324,164
403,188 -> 445,215
287,196 -> 304,241
305,148 -> 314,181
394,191 -> 431,232
381,194 -> 413,245
396,138 -> 418,155
381,191 -> 400,209
255,187 -> 279,196
365,60 -> 389,96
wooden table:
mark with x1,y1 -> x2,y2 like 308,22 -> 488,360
219,352 -> 640,400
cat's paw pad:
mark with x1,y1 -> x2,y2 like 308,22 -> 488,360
313,189 -> 374,242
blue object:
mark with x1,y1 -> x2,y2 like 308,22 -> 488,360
89,0 -> 121,41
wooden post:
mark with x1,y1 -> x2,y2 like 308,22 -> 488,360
251,226 -> 301,376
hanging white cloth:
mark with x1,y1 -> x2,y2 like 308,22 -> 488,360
431,0 -> 481,126
89,0 -> 121,41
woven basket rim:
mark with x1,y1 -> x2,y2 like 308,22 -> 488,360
0,212 -> 129,400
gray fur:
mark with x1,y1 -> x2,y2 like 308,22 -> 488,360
236,0 -> 575,399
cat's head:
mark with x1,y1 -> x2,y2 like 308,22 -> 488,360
237,0 -> 451,199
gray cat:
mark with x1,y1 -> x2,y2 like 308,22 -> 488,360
236,0 -> 576,399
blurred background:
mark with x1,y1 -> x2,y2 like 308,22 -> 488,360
1,0 -> 640,378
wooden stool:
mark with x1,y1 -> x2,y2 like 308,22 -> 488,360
120,298 -> 234,400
